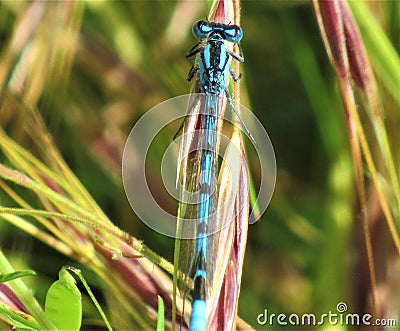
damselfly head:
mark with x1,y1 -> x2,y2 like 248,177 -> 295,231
192,20 -> 243,43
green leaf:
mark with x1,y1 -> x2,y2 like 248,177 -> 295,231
0,304 -> 40,331
45,267 -> 82,331
349,0 -> 400,105
0,270 -> 36,283
156,295 -> 165,331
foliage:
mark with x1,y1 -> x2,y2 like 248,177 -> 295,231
0,0 -> 398,330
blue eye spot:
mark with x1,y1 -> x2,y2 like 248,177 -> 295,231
193,20 -> 212,38
224,25 -> 243,42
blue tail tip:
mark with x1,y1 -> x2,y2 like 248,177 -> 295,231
190,299 -> 207,331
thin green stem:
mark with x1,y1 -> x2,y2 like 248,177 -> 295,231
65,267 -> 113,331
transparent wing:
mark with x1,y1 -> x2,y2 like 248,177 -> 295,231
174,93 -> 245,326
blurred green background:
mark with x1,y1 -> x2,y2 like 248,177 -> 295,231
0,0 -> 399,329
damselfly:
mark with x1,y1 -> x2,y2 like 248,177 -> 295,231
175,20 -> 245,331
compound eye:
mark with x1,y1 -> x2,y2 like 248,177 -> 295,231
192,20 -> 212,38
224,25 -> 243,42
